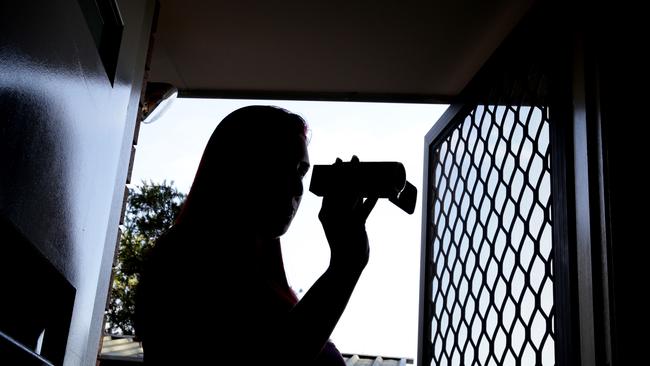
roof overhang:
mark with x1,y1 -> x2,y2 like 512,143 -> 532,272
148,0 -> 536,103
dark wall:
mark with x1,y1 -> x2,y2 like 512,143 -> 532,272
0,0 -> 155,363
596,9 -> 643,365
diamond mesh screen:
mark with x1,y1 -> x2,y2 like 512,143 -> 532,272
425,104 -> 554,366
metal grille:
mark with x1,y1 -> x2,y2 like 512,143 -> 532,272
425,104 -> 554,366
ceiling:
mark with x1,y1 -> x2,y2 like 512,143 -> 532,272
148,0 -> 535,103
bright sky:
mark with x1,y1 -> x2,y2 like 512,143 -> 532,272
130,97 -> 448,361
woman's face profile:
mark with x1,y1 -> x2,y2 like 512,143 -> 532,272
253,134 -> 310,239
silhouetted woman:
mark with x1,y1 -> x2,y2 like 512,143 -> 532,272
135,106 -> 377,365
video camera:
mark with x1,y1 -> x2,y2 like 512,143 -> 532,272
309,160 -> 417,214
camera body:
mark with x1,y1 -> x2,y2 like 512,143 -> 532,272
309,161 -> 417,214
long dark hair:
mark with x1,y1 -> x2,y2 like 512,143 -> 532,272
175,105 -> 308,305
176,105 -> 308,227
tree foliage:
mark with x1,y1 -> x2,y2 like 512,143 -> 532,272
105,181 -> 186,335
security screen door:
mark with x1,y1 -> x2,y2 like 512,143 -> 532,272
417,3 -> 612,366
418,101 -> 555,366
409,2 -> 601,362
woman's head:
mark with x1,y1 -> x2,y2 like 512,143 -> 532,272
177,106 -> 310,238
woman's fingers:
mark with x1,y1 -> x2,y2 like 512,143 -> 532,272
321,155 -> 379,222
360,196 -> 378,222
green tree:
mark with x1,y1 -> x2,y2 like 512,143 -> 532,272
105,180 -> 186,335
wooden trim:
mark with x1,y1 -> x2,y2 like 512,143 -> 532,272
548,99 -> 580,366
0,330 -> 54,366
572,18 -> 615,366
178,89 -> 454,105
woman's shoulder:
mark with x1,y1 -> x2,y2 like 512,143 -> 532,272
144,224 -> 199,264
143,226 -> 176,263
139,225 -> 193,287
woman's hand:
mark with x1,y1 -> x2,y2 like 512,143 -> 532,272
318,156 -> 378,274
282,157 -> 378,362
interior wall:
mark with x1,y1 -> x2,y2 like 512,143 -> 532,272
0,0 -> 154,364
